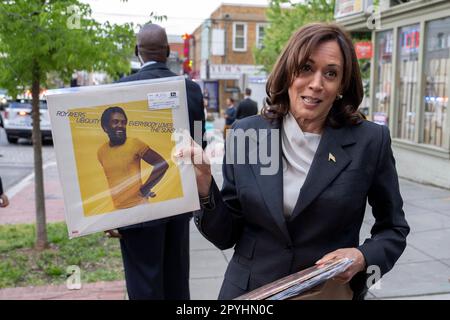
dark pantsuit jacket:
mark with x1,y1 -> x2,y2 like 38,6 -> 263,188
194,115 -> 409,300
117,62 -> 205,299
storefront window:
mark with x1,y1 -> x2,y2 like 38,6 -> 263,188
203,81 -> 219,112
423,17 -> 450,148
373,30 -> 393,126
397,24 -> 420,141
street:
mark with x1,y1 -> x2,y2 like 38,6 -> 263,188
0,127 -> 55,191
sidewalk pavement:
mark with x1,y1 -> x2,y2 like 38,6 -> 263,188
0,123 -> 449,299
0,161 -> 65,225
0,281 -> 126,300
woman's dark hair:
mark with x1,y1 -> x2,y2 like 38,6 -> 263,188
263,23 -> 364,127
101,106 -> 127,130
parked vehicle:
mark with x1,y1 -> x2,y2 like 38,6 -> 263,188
3,99 -> 52,144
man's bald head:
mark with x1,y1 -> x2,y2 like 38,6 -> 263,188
136,24 -> 170,63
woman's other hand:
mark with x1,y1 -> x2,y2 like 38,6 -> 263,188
315,248 -> 367,283
175,139 -> 212,197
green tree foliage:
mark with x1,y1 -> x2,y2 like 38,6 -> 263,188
0,0 -> 136,95
0,0 -> 137,250
255,0 -> 336,72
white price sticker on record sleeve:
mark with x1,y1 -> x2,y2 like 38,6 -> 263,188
147,91 -> 180,110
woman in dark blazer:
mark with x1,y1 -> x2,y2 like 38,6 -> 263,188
190,23 -> 409,300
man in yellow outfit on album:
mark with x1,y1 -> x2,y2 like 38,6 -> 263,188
97,106 -> 169,209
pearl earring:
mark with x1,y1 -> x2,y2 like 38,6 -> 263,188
337,94 -> 343,100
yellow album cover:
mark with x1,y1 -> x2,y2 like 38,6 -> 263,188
67,100 -> 183,217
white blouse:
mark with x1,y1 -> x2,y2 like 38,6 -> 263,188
282,112 -> 322,218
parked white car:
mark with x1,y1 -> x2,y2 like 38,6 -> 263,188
3,100 -> 52,144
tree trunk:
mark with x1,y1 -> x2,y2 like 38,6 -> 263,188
31,62 -> 48,251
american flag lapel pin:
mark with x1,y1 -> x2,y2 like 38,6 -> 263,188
328,153 -> 336,163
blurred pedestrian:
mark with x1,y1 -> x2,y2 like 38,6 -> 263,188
235,88 -> 258,120
203,98 -> 208,120
0,176 -> 9,207
223,97 -> 236,139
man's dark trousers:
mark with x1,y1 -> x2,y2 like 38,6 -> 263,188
119,215 -> 190,299
117,62 -> 205,299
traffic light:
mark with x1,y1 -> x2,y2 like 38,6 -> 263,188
182,33 -> 192,74
183,59 -> 192,74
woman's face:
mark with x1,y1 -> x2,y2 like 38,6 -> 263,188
288,40 -> 344,132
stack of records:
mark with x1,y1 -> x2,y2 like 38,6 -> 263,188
235,257 -> 353,300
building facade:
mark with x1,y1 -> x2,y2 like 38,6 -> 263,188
336,0 -> 450,189
190,4 -> 268,116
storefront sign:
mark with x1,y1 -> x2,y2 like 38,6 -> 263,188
400,27 -> 420,55
355,41 -> 373,59
334,0 -> 363,19
209,64 -> 265,80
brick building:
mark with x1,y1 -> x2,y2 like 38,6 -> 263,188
190,3 -> 268,116
167,34 -> 185,75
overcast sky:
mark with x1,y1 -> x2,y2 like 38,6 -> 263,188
81,0 -> 271,36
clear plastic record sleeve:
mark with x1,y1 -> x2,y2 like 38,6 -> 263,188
235,258 -> 353,300
45,76 -> 200,238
